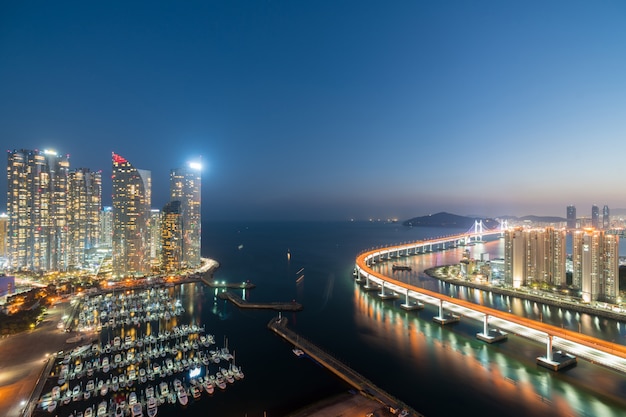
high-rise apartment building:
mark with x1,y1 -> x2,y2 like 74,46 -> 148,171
566,205 -> 576,229
602,205 -> 610,229
591,205 -> 600,229
169,162 -> 201,268
7,149 -> 70,272
149,209 -> 162,268
161,200 -> 182,272
68,168 -> 102,269
100,206 -> 113,248
112,153 -> 151,277
0,213 -> 8,260
504,227 -> 566,289
571,229 -> 619,303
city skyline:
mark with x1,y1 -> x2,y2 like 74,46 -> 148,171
2,2 -> 626,221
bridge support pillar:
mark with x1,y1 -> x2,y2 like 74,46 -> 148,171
536,334 -> 577,371
476,314 -> 507,343
378,281 -> 398,300
362,274 -> 378,292
400,289 -> 423,311
433,299 -> 460,325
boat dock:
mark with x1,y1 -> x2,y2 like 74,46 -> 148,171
218,291 -> 303,311
199,276 -> 257,290
268,317 -> 423,417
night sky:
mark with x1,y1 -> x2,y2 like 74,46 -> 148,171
2,1 -> 626,221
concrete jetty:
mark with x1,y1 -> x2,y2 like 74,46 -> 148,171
219,291 -> 303,311
268,316 -> 423,417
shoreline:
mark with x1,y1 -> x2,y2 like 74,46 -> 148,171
424,266 -> 626,322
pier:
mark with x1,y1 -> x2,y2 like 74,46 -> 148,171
219,291 -> 303,311
268,316 -> 423,417
199,275 -> 256,290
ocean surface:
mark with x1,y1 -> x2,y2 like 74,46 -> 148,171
92,221 -> 626,417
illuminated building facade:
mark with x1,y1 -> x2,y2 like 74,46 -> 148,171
169,162 -> 201,268
161,200 -> 182,272
7,149 -> 70,272
112,153 -> 151,277
566,205 -> 576,229
150,209 -> 162,268
571,229 -> 619,303
504,227 -> 566,288
100,206 -> 113,248
0,213 -> 8,259
68,168 -> 102,269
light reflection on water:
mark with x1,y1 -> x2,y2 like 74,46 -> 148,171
353,283 -> 625,417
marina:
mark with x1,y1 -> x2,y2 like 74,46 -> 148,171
33,285 -> 244,417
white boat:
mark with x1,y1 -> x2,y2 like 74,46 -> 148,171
204,379 -> 214,395
131,402 -> 143,417
129,391 -> 137,405
47,399 -> 57,413
85,405 -> 93,417
159,381 -> 169,397
292,348 -> 305,357
191,384 -> 202,399
146,396 -> 158,417
115,403 -> 124,417
177,386 -> 188,406
97,401 -> 107,417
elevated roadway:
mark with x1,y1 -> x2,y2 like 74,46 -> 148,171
355,239 -> 626,373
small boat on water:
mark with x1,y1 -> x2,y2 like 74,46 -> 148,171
292,348 -> 305,357
131,402 -> 143,417
392,264 -> 412,271
146,396 -> 158,417
177,386 -> 188,406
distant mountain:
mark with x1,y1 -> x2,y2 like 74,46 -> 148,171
403,212 -> 499,229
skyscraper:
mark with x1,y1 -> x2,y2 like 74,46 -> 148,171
161,200 -> 182,272
591,205 -> 599,229
7,149 -> 70,272
566,205 -> 576,229
602,205 -> 610,229
112,153 -> 151,277
571,229 -> 619,303
504,227 -> 566,289
169,162 -> 201,268
68,168 -> 102,269
100,206 -> 113,248
0,212 -> 8,262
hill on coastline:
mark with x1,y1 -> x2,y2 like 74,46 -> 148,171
403,212 -> 499,229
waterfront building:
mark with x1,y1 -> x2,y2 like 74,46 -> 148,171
571,229 -> 619,303
0,213 -> 8,259
161,200 -> 182,272
591,205 -> 600,229
603,205 -> 610,229
504,227 -> 566,288
111,153 -> 151,278
7,149 -> 70,272
68,168 -> 102,269
566,205 -> 576,229
149,209 -> 162,268
99,206 -> 113,248
169,162 -> 201,268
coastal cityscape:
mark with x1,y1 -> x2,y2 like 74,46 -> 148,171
1,148 -> 626,416
3,2 -> 626,417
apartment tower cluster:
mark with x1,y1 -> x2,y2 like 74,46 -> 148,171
5,149 -> 201,278
504,204 -> 618,303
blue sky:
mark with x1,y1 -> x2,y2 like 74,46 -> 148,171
1,1 -> 626,221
